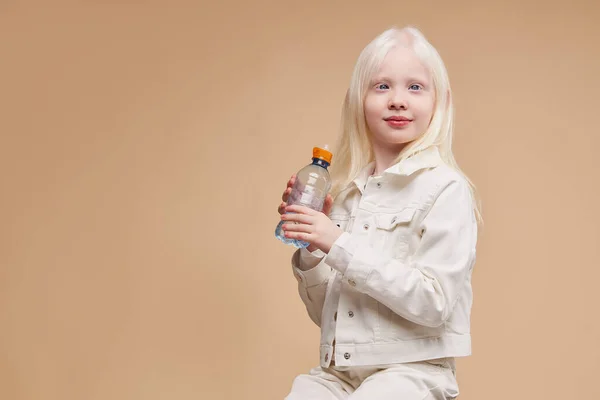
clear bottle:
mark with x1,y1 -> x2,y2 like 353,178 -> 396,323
275,145 -> 333,249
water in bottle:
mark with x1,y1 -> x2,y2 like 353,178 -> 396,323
275,145 -> 333,249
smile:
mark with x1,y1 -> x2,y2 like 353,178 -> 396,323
386,119 -> 412,127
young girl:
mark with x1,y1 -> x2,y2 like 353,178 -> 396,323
277,26 -> 481,399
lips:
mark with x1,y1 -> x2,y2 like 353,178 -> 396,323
385,116 -> 412,128
384,116 -> 412,121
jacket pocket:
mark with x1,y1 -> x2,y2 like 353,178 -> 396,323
329,214 -> 352,232
373,207 -> 416,259
374,207 -> 416,230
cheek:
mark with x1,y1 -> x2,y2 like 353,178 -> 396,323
425,95 -> 436,115
415,98 -> 435,123
363,98 -> 382,123
364,109 -> 380,134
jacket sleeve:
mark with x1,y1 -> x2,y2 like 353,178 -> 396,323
324,179 -> 478,328
291,248 -> 333,327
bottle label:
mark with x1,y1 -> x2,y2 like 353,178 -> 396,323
290,183 -> 325,211
299,192 -> 315,206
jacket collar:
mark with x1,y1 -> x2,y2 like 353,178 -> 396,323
352,146 -> 442,191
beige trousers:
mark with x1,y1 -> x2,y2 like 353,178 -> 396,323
285,359 -> 459,400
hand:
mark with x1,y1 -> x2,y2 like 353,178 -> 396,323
278,175 -> 334,252
280,205 -> 343,254
278,174 -> 298,215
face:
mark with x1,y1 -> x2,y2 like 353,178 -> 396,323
363,44 -> 435,154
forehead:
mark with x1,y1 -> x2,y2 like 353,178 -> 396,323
374,45 -> 430,80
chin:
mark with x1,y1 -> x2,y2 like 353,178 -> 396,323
385,135 -> 417,145
379,140 -> 410,152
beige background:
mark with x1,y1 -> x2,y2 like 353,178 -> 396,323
1,1 -> 599,399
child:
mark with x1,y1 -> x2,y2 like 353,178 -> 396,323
278,25 -> 481,399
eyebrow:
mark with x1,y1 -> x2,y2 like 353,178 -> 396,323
371,75 -> 430,84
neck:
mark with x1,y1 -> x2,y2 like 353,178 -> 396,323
370,141 -> 406,176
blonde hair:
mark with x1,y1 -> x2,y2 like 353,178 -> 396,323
330,25 -> 483,223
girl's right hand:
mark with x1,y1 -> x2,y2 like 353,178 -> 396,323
278,174 -> 334,253
278,175 -> 334,217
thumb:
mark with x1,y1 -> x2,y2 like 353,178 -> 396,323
322,194 -> 334,216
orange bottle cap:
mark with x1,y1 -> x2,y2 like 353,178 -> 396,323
313,146 -> 333,164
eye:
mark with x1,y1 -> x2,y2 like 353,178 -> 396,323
375,83 -> 390,90
409,84 -> 423,91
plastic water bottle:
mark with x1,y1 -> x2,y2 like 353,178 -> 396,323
275,145 -> 333,249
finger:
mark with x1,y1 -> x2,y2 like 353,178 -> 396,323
281,212 -> 313,224
278,202 -> 287,215
281,222 -> 312,233
283,230 -> 313,243
287,175 -> 296,188
286,204 -> 317,216
322,194 -> 333,216
281,187 -> 292,202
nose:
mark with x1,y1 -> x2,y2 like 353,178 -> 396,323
388,90 -> 408,110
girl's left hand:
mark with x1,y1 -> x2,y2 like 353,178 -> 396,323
281,205 -> 344,254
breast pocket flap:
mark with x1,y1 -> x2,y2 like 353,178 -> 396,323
374,208 -> 416,230
329,214 -> 350,230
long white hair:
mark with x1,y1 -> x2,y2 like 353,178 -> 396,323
330,25 -> 482,223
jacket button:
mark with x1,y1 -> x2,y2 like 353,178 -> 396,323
325,353 -> 329,362
376,182 -> 382,188
348,311 -> 354,318
363,224 -> 369,230
348,279 -> 356,286
344,352 -> 351,360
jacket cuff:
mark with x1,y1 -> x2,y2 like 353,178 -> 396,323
301,247 -> 325,262
292,250 -> 331,288
323,232 -> 353,274
294,247 -> 325,271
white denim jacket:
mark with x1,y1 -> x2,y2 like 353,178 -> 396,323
291,146 -> 478,368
